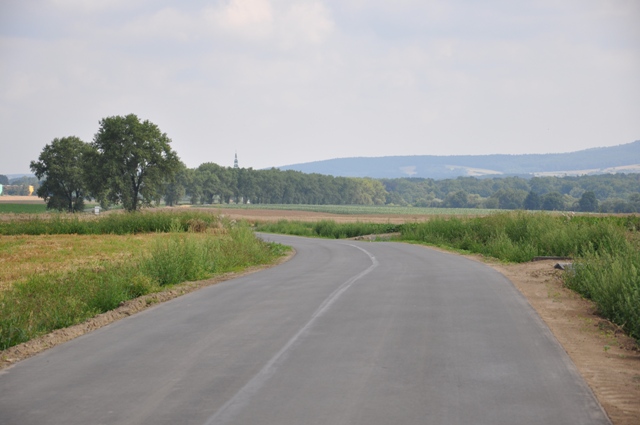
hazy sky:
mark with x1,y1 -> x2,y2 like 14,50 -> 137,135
1,0 -> 639,174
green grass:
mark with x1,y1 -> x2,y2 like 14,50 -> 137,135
565,246 -> 640,341
0,203 -> 48,214
0,214 -> 288,350
398,212 -> 632,262
141,226 -> 286,286
0,210 -> 223,235
1,263 -> 153,347
256,220 -> 400,239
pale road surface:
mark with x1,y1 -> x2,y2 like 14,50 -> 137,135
0,234 -> 610,425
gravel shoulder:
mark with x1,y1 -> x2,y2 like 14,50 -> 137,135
491,259 -> 640,425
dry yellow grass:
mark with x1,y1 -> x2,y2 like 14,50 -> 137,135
0,234 -> 160,292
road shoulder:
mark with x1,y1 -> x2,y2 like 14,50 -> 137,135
483,256 -> 639,425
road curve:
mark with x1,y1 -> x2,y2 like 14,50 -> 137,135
0,235 -> 610,425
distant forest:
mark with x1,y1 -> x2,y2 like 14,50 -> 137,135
278,140 -> 640,179
172,166 -> 640,213
380,174 -> 640,212
3,167 -> 640,213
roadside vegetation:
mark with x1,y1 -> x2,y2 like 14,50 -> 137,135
0,210 -> 220,235
257,212 -> 640,342
0,211 -> 287,350
257,220 -> 400,239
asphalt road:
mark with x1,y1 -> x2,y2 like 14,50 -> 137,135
0,234 -> 610,425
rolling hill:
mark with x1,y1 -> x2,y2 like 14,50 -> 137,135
277,140 -> 640,179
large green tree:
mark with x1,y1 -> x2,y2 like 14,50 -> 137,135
578,191 -> 598,212
30,136 -> 91,212
523,191 -> 542,210
444,190 -> 469,208
491,188 -> 527,210
541,192 -> 565,211
163,161 -> 188,206
87,114 -> 181,211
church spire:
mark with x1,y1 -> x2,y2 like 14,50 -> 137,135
234,152 -> 239,169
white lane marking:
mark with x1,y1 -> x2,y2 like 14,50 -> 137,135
203,244 -> 378,425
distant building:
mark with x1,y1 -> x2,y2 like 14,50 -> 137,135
234,152 -> 239,169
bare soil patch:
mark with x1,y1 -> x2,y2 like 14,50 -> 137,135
202,207 -> 430,224
492,260 -> 640,425
1,207 -> 638,424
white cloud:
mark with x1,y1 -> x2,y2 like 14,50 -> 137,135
119,7 -> 194,41
203,0 -> 334,47
277,2 -> 334,47
206,0 -> 274,40
0,0 -> 638,173
49,0 -> 139,14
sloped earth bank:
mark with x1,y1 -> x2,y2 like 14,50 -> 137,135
1,207 -> 639,424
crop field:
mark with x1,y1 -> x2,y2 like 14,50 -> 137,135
0,203 -> 48,214
0,233 -> 159,292
198,203 -> 497,216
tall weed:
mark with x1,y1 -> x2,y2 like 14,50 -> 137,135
400,212 -> 630,262
256,220 -> 399,239
0,211 -> 222,236
565,247 -> 640,341
0,262 -> 152,349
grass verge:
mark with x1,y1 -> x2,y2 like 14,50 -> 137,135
0,213 -> 288,350
256,219 -> 400,239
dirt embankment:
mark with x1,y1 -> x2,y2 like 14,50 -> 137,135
488,259 -> 638,424
1,207 -> 638,424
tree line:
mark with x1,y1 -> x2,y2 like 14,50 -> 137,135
165,164 -> 387,207
25,114 -> 387,212
381,175 -> 640,212
20,114 -> 640,213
